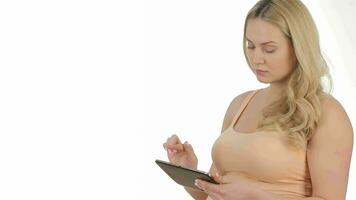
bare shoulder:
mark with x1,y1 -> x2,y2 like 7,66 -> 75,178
310,93 -> 354,143
230,90 -> 254,108
320,93 -> 352,125
306,93 -> 353,199
220,90 -> 254,132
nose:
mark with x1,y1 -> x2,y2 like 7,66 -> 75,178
249,49 -> 265,65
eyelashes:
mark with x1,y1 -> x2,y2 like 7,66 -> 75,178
247,46 -> 276,54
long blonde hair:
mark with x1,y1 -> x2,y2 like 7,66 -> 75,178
243,0 -> 333,150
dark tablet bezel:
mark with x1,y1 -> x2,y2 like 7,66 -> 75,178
155,159 -> 218,190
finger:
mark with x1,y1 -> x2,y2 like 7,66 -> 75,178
167,149 -> 174,155
196,182 -> 222,200
167,134 -> 182,145
166,147 -> 176,157
183,141 -> 195,155
163,142 -> 174,152
195,179 -> 222,195
211,171 -> 224,184
207,193 -> 221,200
167,143 -> 184,151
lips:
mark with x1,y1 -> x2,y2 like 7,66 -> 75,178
256,69 -> 267,73
256,69 -> 268,76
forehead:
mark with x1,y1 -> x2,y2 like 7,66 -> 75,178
246,18 -> 287,44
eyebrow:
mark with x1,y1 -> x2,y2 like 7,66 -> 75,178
246,38 -> 277,45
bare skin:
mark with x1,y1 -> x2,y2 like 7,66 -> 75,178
162,18 -> 353,200
245,18 -> 297,104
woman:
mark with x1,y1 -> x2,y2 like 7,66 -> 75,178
162,0 -> 353,199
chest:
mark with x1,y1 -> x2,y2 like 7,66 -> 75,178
211,130 -> 307,181
232,101 -> 265,133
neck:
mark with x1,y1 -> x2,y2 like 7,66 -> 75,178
262,83 -> 286,103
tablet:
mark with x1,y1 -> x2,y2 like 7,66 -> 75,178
155,159 -> 218,190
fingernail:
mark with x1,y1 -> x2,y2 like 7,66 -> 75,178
194,180 -> 199,187
195,180 -> 203,190
168,149 -> 172,154
216,172 -> 220,177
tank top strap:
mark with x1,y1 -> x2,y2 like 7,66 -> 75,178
229,89 -> 260,128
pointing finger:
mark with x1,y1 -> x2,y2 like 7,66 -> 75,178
167,134 -> 181,145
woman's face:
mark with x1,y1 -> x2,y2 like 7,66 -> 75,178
245,18 -> 297,84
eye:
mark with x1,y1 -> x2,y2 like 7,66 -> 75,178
265,50 -> 275,53
246,41 -> 255,49
247,45 -> 255,50
264,48 -> 276,53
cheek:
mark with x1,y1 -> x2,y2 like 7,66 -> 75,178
245,52 -> 253,63
267,52 -> 295,73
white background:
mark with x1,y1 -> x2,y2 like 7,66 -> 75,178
0,0 -> 354,200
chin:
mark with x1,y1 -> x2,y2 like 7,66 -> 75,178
256,77 -> 271,84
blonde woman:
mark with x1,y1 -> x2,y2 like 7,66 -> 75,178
162,0 -> 353,199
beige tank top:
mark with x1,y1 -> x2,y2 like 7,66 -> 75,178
208,89 -> 312,199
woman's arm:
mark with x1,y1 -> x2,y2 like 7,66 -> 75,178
184,186 -> 207,200
256,96 -> 354,200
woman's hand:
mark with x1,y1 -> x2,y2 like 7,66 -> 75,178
194,172 -> 265,200
162,134 -> 198,170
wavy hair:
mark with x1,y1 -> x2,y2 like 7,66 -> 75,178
243,0 -> 333,150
